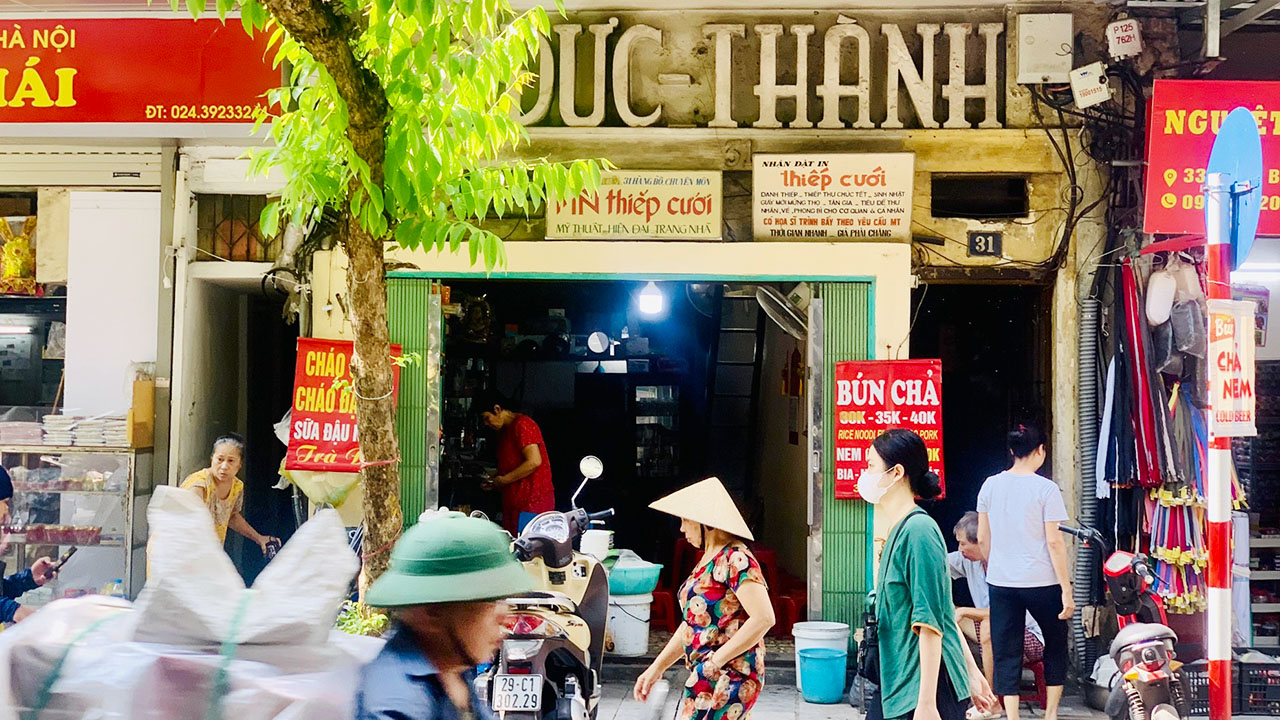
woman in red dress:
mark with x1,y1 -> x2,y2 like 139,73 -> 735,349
477,392 -> 555,536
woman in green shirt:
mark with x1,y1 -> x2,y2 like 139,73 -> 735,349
860,429 -> 997,720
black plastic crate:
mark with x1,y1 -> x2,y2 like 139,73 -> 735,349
1184,661 -> 1241,716
1242,663 -> 1280,715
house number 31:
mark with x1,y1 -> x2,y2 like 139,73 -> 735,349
967,231 -> 1003,257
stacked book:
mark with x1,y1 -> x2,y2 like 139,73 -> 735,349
42,415 -> 77,446
0,422 -> 42,445
74,416 -> 129,447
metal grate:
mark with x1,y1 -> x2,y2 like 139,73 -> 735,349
195,194 -> 281,263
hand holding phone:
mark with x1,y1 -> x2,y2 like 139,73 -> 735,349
54,546 -> 77,571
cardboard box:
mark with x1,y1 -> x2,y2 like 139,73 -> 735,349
128,379 -> 155,449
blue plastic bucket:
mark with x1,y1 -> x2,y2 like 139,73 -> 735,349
799,648 -> 848,704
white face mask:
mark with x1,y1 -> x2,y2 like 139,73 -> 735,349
857,469 -> 894,504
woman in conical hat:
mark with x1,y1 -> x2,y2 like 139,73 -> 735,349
634,477 -> 775,719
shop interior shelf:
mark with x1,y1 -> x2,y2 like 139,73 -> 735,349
1255,571 -> 1280,581
0,445 -> 133,455
1254,537 -> 1280,549
1255,603 -> 1280,613
11,487 -> 125,496
1258,637 -> 1280,648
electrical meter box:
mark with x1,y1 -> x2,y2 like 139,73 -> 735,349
1017,14 -> 1074,85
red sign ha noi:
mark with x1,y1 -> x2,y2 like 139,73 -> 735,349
1144,80 -> 1280,236
833,360 -> 944,500
0,18 -> 278,124
286,338 -> 403,473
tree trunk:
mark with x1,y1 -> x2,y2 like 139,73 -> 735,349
343,213 -> 400,585
257,0 -> 398,587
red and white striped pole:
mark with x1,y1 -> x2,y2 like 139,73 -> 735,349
1204,170 -> 1234,720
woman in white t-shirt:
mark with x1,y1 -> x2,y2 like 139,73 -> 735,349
976,424 -> 1073,720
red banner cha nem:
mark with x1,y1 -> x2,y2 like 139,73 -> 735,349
0,19 -> 279,124
286,338 -> 403,473
1144,80 -> 1280,237
833,360 -> 944,500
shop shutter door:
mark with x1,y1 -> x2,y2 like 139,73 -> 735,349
0,146 -> 162,187
388,276 -> 443,525
817,282 -> 874,633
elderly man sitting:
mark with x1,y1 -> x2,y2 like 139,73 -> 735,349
949,511 -> 1044,718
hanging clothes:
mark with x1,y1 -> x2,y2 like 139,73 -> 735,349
1096,358 -> 1117,500
1123,259 -> 1163,489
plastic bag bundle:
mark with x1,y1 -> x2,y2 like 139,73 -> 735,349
0,486 -> 382,720
1170,300 -> 1207,358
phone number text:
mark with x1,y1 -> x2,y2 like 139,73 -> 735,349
144,104 -> 265,121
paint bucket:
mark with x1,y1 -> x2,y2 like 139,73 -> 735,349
605,593 -> 653,657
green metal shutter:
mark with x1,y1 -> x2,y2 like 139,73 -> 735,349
818,282 -> 874,633
388,277 -> 438,526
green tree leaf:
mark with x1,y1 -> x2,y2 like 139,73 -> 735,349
259,201 -> 281,238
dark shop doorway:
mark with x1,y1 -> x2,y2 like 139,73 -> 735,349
908,283 -> 1052,563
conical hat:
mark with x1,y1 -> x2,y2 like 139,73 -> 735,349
649,477 -> 754,541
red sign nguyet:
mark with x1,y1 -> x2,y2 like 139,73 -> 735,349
1144,80 -> 1280,236
0,18 -> 278,124
833,360 -> 944,500
286,338 -> 403,473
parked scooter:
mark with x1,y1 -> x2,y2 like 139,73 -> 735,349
1059,524 -> 1189,720
478,456 -> 615,720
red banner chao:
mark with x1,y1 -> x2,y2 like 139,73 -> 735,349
286,338 -> 403,473
0,18 -> 278,124
833,360 -> 944,500
1144,80 -> 1280,236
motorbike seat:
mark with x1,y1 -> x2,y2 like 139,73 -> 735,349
509,592 -> 578,613
1110,623 -> 1178,660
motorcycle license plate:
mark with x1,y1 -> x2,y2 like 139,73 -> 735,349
491,675 -> 543,712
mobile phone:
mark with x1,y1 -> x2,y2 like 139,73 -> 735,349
54,546 -> 77,570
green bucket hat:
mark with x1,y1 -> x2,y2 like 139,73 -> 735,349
366,511 -> 535,607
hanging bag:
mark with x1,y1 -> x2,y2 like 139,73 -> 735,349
855,508 -> 925,685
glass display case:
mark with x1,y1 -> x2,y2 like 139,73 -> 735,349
1,446 -> 152,603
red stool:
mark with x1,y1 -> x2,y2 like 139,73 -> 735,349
770,596 -> 799,637
751,547 -> 780,590
1019,661 -> 1047,710
672,538 -> 697,586
650,590 -> 679,633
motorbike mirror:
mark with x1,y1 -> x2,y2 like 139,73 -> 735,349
579,455 -> 604,480
470,510 -> 489,521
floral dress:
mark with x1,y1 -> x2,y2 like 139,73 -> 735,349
678,544 -> 768,720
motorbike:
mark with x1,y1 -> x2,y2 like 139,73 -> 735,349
477,456 -> 615,720
1059,523 -> 1189,720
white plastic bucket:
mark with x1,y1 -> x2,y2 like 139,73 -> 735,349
606,593 -> 653,657
582,530 -> 612,562
792,621 -> 851,690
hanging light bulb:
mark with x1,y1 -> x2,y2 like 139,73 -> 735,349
638,281 -> 664,316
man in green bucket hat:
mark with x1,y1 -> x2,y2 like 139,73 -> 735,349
356,511 -> 534,720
